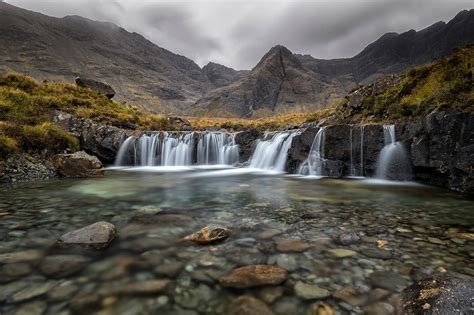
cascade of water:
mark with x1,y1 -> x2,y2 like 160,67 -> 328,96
249,131 -> 298,171
298,127 -> 327,176
114,132 -> 239,167
375,125 -> 411,180
349,125 -> 365,177
114,136 -> 136,166
197,133 -> 239,165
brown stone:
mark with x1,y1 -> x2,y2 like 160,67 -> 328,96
275,238 -> 312,252
219,265 -> 287,288
58,221 -> 117,249
227,296 -> 274,315
183,226 -> 231,245
111,279 -> 172,296
309,302 -> 336,315
53,151 -> 104,177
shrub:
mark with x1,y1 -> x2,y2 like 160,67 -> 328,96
0,135 -> 18,158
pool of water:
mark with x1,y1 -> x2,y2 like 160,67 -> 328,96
1,167 -> 473,314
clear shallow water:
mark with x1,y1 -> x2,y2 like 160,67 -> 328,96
0,168 -> 473,315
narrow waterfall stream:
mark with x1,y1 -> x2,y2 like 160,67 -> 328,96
349,125 -> 365,177
114,132 -> 239,167
376,125 -> 412,180
298,127 -> 327,176
248,131 -> 299,171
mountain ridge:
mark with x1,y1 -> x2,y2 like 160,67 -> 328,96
1,2 -> 473,117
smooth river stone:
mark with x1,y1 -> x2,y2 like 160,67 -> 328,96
0,249 -> 43,264
227,296 -> 274,315
57,221 -> 117,249
183,226 -> 231,245
294,281 -> 330,300
220,265 -> 288,288
39,255 -> 91,278
327,248 -> 357,258
276,238 -> 312,252
111,279 -> 172,296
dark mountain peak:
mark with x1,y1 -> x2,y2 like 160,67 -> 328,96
254,44 -> 303,73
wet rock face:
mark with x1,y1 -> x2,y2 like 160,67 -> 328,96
183,226 -> 231,245
400,109 -> 474,194
52,111 -> 128,164
53,151 -> 104,178
219,265 -> 288,288
286,127 -> 318,173
235,129 -> 263,163
75,77 -> 115,99
402,273 -> 474,314
57,221 -> 117,249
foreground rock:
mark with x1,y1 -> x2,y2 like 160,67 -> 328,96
52,151 -> 104,177
227,296 -> 274,315
183,226 -> 231,245
220,265 -> 288,288
111,279 -> 172,296
402,273 -> 474,314
57,221 -> 117,249
75,77 -> 115,99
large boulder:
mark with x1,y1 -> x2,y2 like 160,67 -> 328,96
75,77 -> 115,99
57,221 -> 117,249
53,151 -> 104,177
402,273 -> 474,314
235,129 -> 263,163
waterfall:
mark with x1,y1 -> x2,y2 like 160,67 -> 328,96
114,136 -> 136,166
249,131 -> 299,171
114,132 -> 239,167
349,125 -> 365,177
197,133 -> 239,165
375,125 -> 411,180
298,127 -> 327,176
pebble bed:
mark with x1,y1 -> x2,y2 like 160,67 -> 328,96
0,168 -> 473,315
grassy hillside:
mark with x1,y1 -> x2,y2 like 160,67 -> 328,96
327,45 -> 473,124
0,74 -> 173,158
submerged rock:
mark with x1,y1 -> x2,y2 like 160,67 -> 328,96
39,255 -> 91,278
57,221 -> 117,249
0,263 -> 31,283
53,151 -> 104,178
275,238 -> 312,252
402,273 -> 474,314
327,248 -> 357,258
220,265 -> 288,288
227,296 -> 274,315
294,281 -> 330,300
112,279 -> 172,296
333,232 -> 360,245
183,226 -> 231,245
370,270 -> 411,292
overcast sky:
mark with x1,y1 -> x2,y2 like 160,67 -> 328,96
5,0 -> 473,69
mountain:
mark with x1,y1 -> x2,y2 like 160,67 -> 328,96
0,2 -> 210,112
297,9 -> 474,87
0,2 -> 473,117
190,46 -> 344,117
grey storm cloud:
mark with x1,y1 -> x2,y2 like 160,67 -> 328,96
5,0 -> 473,69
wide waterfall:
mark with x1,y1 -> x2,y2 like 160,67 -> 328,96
114,132 -> 239,167
298,127 -> 327,176
249,131 -> 299,171
349,125 -> 365,177
375,125 -> 412,180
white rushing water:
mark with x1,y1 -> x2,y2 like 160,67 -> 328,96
249,131 -> 299,171
298,127 -> 327,176
197,133 -> 239,165
114,132 -> 239,167
349,125 -> 365,177
375,125 -> 411,180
